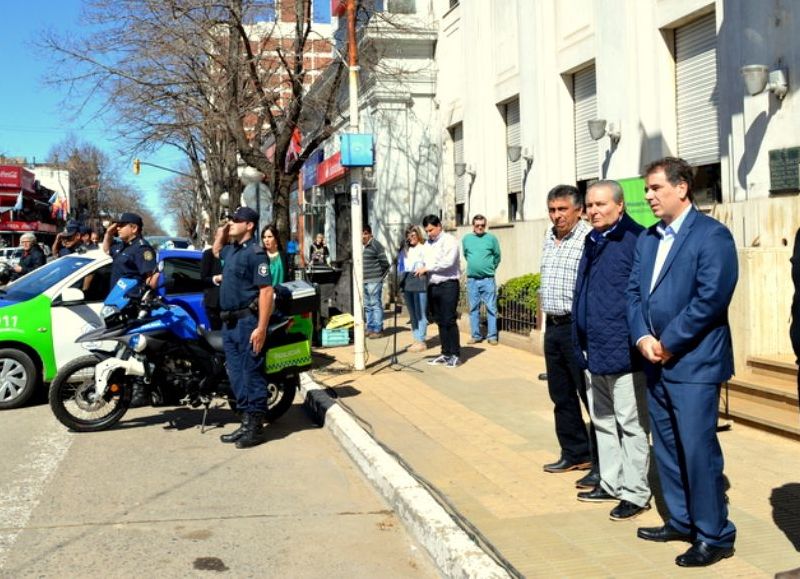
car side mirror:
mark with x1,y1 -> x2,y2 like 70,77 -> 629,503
60,287 -> 86,304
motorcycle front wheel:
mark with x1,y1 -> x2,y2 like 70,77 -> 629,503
49,355 -> 132,432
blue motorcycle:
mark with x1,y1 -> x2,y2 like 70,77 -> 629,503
49,277 -> 315,432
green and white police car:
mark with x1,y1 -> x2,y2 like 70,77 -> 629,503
0,249 -> 208,409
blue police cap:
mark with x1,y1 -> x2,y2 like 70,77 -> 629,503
231,206 -> 259,224
118,212 -> 144,227
62,222 -> 80,236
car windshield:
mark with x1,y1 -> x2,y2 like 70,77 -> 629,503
1,256 -> 94,301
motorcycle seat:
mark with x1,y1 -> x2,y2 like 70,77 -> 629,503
198,326 -> 225,352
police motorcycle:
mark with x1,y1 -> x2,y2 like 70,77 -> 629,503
49,276 -> 315,432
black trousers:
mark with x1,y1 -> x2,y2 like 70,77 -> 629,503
544,322 -> 598,465
428,280 -> 460,357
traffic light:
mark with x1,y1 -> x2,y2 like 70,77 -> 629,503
133,158 -> 141,175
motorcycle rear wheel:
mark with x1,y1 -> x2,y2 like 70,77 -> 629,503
49,355 -> 132,432
263,373 -> 298,422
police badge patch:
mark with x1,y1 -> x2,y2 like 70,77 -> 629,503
143,250 -> 155,261
258,263 -> 269,276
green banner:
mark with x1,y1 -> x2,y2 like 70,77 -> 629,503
619,177 -> 658,228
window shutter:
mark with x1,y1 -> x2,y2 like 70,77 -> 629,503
574,65 -> 597,181
453,124 -> 465,203
506,99 -> 522,193
675,13 -> 719,166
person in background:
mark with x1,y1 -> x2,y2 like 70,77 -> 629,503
362,225 -> 390,338
90,230 -> 102,247
462,214 -> 502,345
52,221 -> 84,257
399,224 -> 428,353
261,224 -> 286,286
11,232 -> 46,280
286,234 -> 299,279
201,246 -> 223,331
416,214 -> 462,367
84,227 -> 100,250
309,233 -> 330,266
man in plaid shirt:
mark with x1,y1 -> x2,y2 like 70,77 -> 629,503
540,185 -> 598,488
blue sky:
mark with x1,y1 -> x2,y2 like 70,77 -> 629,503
0,1 -> 181,233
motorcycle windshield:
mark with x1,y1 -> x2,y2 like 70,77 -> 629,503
105,277 -> 142,310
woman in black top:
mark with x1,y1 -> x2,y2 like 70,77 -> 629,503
201,247 -> 223,330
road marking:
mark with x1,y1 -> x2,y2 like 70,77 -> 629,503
0,426 -> 72,570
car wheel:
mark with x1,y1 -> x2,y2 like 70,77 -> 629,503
0,349 -> 38,410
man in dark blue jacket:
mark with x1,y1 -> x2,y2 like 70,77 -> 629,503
572,180 -> 650,522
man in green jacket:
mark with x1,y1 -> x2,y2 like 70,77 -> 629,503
462,214 -> 501,344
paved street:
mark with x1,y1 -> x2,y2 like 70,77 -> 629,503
310,326 -> 800,578
0,400 -> 437,578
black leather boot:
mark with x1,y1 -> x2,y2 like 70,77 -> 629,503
220,412 -> 251,443
130,383 -> 150,408
235,412 -> 266,449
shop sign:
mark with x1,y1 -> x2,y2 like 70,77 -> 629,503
302,149 -> 324,190
0,166 -> 35,193
317,152 -> 347,186
0,221 -> 57,232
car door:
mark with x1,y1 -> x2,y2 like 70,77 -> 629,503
49,262 -> 115,368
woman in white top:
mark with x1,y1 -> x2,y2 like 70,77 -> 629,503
399,224 -> 428,352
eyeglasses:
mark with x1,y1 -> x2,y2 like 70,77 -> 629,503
474,223 -> 486,229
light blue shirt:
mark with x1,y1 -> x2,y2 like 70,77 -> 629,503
649,205 -> 693,293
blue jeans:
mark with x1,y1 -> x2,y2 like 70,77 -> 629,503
222,314 -> 268,414
404,290 -> 428,342
364,281 -> 384,333
467,277 -> 498,340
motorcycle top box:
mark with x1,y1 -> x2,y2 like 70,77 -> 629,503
274,280 -> 317,316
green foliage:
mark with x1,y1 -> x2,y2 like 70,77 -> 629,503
498,273 -> 541,315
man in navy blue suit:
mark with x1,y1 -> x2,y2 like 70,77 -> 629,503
627,157 -> 737,567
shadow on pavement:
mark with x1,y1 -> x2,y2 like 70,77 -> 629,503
771,483 -> 800,551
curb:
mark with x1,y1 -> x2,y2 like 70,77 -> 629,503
298,373 -> 511,579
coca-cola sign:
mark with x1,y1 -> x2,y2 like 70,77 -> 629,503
0,166 -> 35,193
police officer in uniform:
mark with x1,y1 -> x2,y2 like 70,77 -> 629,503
212,206 -> 274,449
103,212 -> 158,407
102,212 -> 158,289
52,221 -> 85,257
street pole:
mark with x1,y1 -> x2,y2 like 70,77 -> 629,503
347,0 -> 365,371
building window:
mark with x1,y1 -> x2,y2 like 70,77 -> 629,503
505,98 -> 522,222
675,13 -> 721,204
451,123 -> 466,225
573,65 -> 597,184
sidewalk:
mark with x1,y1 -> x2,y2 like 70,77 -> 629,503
306,323 -> 800,577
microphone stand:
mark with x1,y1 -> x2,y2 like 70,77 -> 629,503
372,255 -> 422,375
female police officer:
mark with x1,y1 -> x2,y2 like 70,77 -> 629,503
212,206 -> 274,449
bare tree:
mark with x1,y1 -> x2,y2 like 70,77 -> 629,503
42,0 -> 347,245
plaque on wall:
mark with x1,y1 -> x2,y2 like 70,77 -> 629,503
769,147 -> 800,194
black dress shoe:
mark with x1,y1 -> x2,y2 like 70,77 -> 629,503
609,500 -> 650,521
675,541 -> 734,567
577,486 -> 617,502
575,470 -> 600,489
637,524 -> 693,543
543,457 -> 592,473
220,413 -> 251,443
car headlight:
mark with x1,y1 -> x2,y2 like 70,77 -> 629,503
101,305 -> 120,319
129,334 -> 148,353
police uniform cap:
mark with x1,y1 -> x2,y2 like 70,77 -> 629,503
117,212 -> 144,228
61,223 -> 80,237
79,225 -> 92,234
231,206 -> 259,224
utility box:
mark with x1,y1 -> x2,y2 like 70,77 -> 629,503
275,280 -> 318,316
340,134 -> 374,167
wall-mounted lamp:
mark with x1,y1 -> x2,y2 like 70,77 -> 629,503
507,146 -> 534,164
741,64 -> 789,100
587,119 -> 621,144
455,163 -> 475,178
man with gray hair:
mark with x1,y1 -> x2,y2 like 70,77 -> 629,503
11,232 -> 46,280
572,180 -> 650,521
540,185 -> 598,485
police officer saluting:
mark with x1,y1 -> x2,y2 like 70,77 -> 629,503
102,212 -> 158,289
102,212 -> 158,407
212,207 -> 274,449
